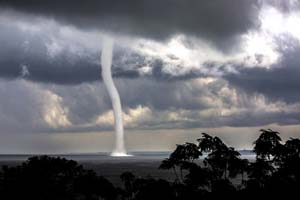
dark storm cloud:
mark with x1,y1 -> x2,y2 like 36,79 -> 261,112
0,22 -> 142,84
0,46 -> 100,84
0,0 -> 260,49
225,40 -> 300,103
0,19 -> 211,84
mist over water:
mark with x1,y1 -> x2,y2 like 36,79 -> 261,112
101,37 -> 128,156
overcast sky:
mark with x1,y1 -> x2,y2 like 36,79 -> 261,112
0,0 -> 300,153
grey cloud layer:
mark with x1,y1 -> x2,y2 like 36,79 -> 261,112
0,0 -> 300,135
2,77 -> 300,135
0,21 -> 141,84
0,0 -> 262,85
0,19 -> 210,84
1,12 -> 300,108
0,0 -> 260,48
225,40 -> 300,103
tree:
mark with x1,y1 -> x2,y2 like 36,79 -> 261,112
236,159 -> 249,184
197,133 -> 215,153
197,133 -> 226,153
0,156 -> 118,200
253,129 -> 282,160
160,143 -> 202,182
275,138 -> 300,179
224,147 -> 241,178
159,158 -> 180,182
247,158 -> 275,188
284,138 -> 300,157
121,172 -> 136,191
170,143 -> 202,162
198,133 -> 242,180
120,172 -> 136,199
133,178 -> 175,200
205,145 -> 242,180
184,164 -> 212,189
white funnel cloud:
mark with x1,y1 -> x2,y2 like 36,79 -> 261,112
101,37 -> 129,156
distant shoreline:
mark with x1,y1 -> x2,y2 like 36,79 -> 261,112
0,150 -> 254,156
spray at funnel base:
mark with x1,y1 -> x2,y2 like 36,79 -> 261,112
101,37 -> 129,157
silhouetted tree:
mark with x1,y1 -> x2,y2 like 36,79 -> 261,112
120,172 -> 136,199
234,159 -> 249,184
184,163 -> 212,190
202,136 -> 242,180
210,178 -> 236,198
170,143 -> 202,162
74,170 -> 117,200
197,133 -> 215,152
160,142 -> 201,182
159,158 -> 179,182
274,138 -> 300,183
247,158 -> 274,189
197,133 -> 226,153
0,156 -> 118,200
124,178 -> 175,200
254,129 -> 282,160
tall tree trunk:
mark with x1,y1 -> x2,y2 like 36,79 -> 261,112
180,168 -> 184,182
241,171 -> 244,185
224,162 -> 227,179
173,167 -> 179,182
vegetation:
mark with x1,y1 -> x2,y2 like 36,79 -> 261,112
0,129 -> 299,199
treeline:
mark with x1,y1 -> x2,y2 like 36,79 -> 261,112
0,129 -> 299,199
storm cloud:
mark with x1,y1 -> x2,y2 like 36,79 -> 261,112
0,0 -> 260,48
0,1 -> 300,153
225,38 -> 300,104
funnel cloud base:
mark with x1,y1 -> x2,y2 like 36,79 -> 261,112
110,152 -> 132,157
